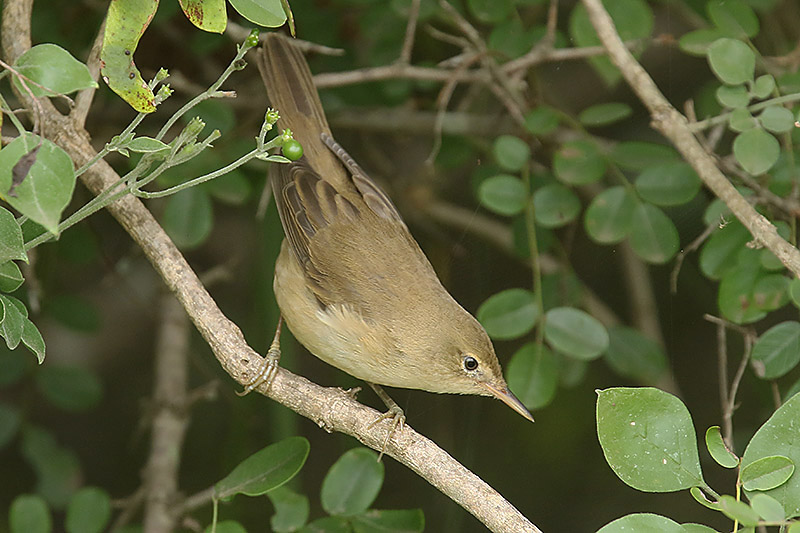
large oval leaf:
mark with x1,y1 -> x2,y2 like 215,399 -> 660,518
321,448 -> 383,516
477,288 -> 539,340
544,307 -> 608,360
629,203 -> 679,264
12,44 -> 97,97
752,321 -> 800,379
584,186 -> 636,244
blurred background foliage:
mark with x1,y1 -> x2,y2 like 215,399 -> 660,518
3,0 -> 800,531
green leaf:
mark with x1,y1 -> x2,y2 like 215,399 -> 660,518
477,175 -> 527,217
629,203 -> 679,264
100,0 -> 158,113
707,38 -> 755,85
532,184 -> 580,228
161,187 -> 214,250
752,321 -> 800,379
214,437 -> 310,499
678,28 -> 727,56
203,171 -> 252,206
127,136 -> 170,153
705,426 -> 739,468
488,18 -> 536,59
351,509 -> 425,533
492,135 -> 530,172
0,261 -> 24,292
699,221 -> 750,280
204,521 -> 247,533
477,288 -> 539,340
741,456 -> 795,491
300,517 -> 351,533
0,349 -> 31,386
228,0 -> 287,27
321,448 -> 384,516
680,523 -> 719,533
35,365 -> 103,412
610,141 -> 679,170
20,426 -> 81,507
0,401 -> 21,448
0,294 -> 26,350
718,263 -> 766,324
66,487 -> 111,533
690,486 -> 721,511
553,140 -> 606,185
597,513 -> 684,533
506,343 -> 558,410
596,387 -> 704,492
0,134 -> 77,235
0,207 -> 27,263
729,108 -> 757,132
718,495 -> 760,526
524,107 -> 560,136
741,392 -> 800,517
759,106 -> 796,133
44,294 -> 101,332
751,74 -> 775,99
179,0 -> 227,33
604,326 -> 667,381
578,102 -> 632,127
544,307 -> 608,360
716,84 -> 750,108
10,494 -> 52,533
267,486 -> 310,533
755,273 -> 791,311
749,493 -> 785,522
708,0 -> 759,39
790,278 -> 800,308
12,44 -> 97,97
466,0 -> 514,24
569,0 -> 654,86
635,162 -> 701,207
583,186 -> 636,244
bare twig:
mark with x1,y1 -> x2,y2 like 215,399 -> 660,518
71,18 -> 105,127
581,0 -> 800,278
398,0 -> 421,64
670,220 -> 720,293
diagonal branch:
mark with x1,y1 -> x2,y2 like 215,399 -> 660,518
580,0 -> 800,278
1,2 -> 541,532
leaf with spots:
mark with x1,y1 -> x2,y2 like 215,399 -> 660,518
179,0 -> 227,33
100,0 -> 158,113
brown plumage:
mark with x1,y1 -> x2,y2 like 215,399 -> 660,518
256,33 -> 533,420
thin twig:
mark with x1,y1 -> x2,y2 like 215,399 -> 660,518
398,0 -> 421,64
71,18 -> 105,127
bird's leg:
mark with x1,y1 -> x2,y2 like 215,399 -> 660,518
366,382 -> 406,461
237,316 -> 283,396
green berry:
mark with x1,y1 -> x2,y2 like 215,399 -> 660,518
245,29 -> 260,48
282,139 -> 303,161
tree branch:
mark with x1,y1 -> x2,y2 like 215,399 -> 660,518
581,0 -> 800,278
1,2 -> 540,531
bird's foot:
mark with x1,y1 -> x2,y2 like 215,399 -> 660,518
367,383 -> 406,461
237,318 -> 283,396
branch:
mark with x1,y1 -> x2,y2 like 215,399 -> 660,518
580,0 -> 800,278
1,2 -> 541,532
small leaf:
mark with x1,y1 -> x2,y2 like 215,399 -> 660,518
506,343 -> 558,410
583,186 -> 636,244
634,162 -> 701,207
477,175 -> 527,217
351,509 -> 425,533
0,294 -> 26,350
741,393 -> 800,517
0,207 -> 26,263
179,0 -> 227,33
524,107 -> 560,136
214,437 -> 310,499
705,426 -> 739,468
690,486 -> 721,510
10,494 -> 51,533
12,44 -> 97,97
741,455 -> 795,491
729,108 -> 757,132
759,106 -> 795,134
544,307 -> 608,360
161,187 -> 214,250
597,513 -> 684,533
466,0 -> 514,24
678,28 -> 727,56
532,183 -> 580,228
35,365 -> 103,412
751,74 -> 775,99
751,321 -> 800,379
610,141 -> 679,170
604,326 -> 667,381
596,387 -> 705,492
699,221 -> 750,280
0,262 -> 24,293
477,288 -> 539,340
749,493 -> 785,522
718,263 -> 766,324
629,203 -> 679,264
492,135 -> 530,172
267,486 -> 309,533
716,84 -> 750,108
708,0 -> 759,39
66,487 -> 111,533
228,0 -> 287,27
578,102 -> 632,127
707,38 -> 755,85
321,448 -> 384,516
718,495 -> 760,526
553,140 -> 606,185
127,136 -> 170,153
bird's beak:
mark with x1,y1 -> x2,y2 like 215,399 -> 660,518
481,382 -> 535,422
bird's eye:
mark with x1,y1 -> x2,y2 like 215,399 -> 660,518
463,356 -> 479,371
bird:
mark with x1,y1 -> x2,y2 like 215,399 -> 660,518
247,33 -> 534,447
